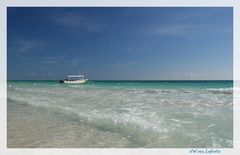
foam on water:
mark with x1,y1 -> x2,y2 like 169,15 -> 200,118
7,81 -> 233,148
207,88 -> 233,94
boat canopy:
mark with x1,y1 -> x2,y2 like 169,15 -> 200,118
68,75 -> 84,78
67,75 -> 85,80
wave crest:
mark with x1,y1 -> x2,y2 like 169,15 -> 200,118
207,88 -> 233,94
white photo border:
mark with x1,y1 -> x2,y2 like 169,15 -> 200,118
0,0 -> 239,155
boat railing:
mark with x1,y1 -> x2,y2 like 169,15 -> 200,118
67,75 -> 85,80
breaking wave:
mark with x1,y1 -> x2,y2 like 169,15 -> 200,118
207,88 -> 233,94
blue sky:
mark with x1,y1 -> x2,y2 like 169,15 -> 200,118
7,7 -> 233,80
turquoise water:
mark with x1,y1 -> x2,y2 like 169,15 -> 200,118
8,80 -> 233,89
7,80 -> 233,148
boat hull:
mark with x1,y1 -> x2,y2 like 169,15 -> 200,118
61,80 -> 87,84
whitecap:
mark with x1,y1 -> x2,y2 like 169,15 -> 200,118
207,88 -> 233,94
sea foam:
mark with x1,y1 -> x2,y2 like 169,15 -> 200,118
7,81 -> 233,148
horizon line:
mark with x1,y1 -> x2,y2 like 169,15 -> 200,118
7,79 -> 233,81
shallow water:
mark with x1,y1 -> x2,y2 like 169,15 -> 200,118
7,80 -> 233,148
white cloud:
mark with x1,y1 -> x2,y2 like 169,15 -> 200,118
108,61 -> 137,69
184,72 -> 200,77
12,40 -> 43,54
50,12 -> 104,33
148,23 -> 231,37
43,56 -> 65,64
150,25 -> 190,36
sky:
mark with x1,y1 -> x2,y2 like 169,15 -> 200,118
7,7 -> 233,80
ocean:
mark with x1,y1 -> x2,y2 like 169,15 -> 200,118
7,80 -> 233,148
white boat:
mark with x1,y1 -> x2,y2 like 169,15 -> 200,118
60,75 -> 88,84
